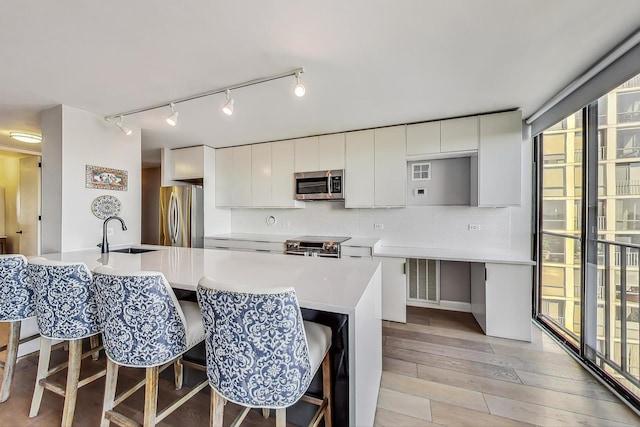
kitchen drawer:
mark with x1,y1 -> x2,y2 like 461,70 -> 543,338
205,238 -> 285,253
341,246 -> 373,258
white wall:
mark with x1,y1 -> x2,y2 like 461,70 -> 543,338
41,105 -> 142,252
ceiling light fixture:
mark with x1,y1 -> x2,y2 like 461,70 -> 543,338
115,115 -> 133,136
9,132 -> 42,144
104,67 -> 304,130
166,102 -> 179,126
222,90 -> 235,116
293,71 -> 306,97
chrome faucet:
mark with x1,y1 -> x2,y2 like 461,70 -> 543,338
100,216 -> 127,253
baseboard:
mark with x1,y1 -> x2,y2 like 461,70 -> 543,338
406,300 -> 471,313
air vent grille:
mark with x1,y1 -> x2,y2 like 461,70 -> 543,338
407,258 -> 439,303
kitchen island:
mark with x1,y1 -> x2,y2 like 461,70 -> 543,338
41,245 -> 382,427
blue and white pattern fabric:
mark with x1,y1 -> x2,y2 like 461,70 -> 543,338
28,260 -> 101,340
92,271 -> 188,367
196,285 -> 312,408
0,255 -> 35,321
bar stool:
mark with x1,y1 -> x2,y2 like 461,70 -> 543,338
92,267 -> 207,427
197,278 -> 333,427
0,254 -> 36,402
27,258 -> 105,426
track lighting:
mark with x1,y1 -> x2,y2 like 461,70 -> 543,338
222,90 -> 235,116
293,71 -> 306,97
9,132 -> 42,143
104,67 -> 304,125
115,116 -> 132,136
166,103 -> 179,126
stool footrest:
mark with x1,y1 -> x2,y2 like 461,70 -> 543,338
308,397 -> 328,427
40,379 -> 66,397
113,361 -> 173,407
105,409 -> 141,427
77,368 -> 107,388
230,406 -> 251,427
155,379 -> 208,423
0,332 -> 40,355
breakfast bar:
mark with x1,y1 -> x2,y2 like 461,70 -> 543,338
40,245 -> 383,427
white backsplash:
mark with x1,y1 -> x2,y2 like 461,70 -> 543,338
230,202 -> 517,254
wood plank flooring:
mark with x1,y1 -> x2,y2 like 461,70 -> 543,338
377,307 -> 640,426
0,307 -> 638,426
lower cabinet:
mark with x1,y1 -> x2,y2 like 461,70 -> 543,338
470,262 -> 532,341
377,257 -> 407,323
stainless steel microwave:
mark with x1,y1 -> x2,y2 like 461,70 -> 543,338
294,169 -> 344,200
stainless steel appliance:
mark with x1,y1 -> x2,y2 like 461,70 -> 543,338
294,169 -> 344,200
285,235 -> 351,258
159,185 -> 204,248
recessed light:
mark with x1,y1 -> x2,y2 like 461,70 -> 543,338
10,132 -> 42,144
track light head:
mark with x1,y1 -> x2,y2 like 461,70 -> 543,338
115,115 -> 133,136
222,90 -> 235,116
166,103 -> 179,126
293,71 -> 306,97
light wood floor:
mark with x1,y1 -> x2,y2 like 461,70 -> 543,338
0,307 -> 639,426
376,307 -> 640,426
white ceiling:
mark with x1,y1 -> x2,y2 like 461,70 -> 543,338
1,1 -> 640,166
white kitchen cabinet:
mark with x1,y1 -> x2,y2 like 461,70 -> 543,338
472,110 -> 522,207
232,145 -> 252,207
294,136 -> 320,172
440,116 -> 478,153
471,262 -> 532,341
374,125 -> 406,207
318,133 -> 345,170
406,121 -> 440,156
251,144 -> 272,207
171,146 -> 205,180
215,147 -> 233,207
345,130 -> 375,208
378,257 -> 407,323
271,140 -> 304,208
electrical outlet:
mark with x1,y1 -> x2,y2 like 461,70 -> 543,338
374,223 -> 384,230
468,224 -> 481,231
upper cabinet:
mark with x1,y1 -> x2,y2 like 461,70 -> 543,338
406,121 -> 440,156
375,125 -> 407,207
440,116 -> 479,153
345,126 -> 406,208
472,110 -> 522,207
171,146 -> 205,180
216,142 -> 303,209
294,134 -> 345,172
406,116 -> 478,158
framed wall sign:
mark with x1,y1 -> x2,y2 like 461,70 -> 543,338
85,165 -> 128,191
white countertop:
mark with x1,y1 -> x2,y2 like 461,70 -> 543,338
342,238 -> 381,248
40,245 -> 381,315
374,245 -> 535,265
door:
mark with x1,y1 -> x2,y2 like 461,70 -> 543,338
18,156 -> 41,255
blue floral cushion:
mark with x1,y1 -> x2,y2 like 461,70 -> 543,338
196,286 -> 312,408
28,261 -> 101,340
92,272 -> 187,367
0,255 -> 35,321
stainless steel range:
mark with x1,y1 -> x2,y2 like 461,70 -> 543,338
285,235 -> 351,258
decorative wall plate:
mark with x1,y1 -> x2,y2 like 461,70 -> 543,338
91,195 -> 122,220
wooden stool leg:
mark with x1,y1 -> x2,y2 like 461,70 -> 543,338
101,358 -> 119,427
174,358 -> 183,390
29,337 -> 53,418
143,366 -> 159,427
61,339 -> 82,427
275,408 -> 286,427
90,334 -> 100,361
322,352 -> 332,427
210,387 -> 224,427
262,408 -> 270,418
0,321 -> 21,402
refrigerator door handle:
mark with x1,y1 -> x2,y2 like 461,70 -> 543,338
169,192 -> 179,244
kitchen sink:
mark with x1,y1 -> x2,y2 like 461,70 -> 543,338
110,247 -> 157,254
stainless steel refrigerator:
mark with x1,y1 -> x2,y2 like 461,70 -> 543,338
159,185 -> 204,248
